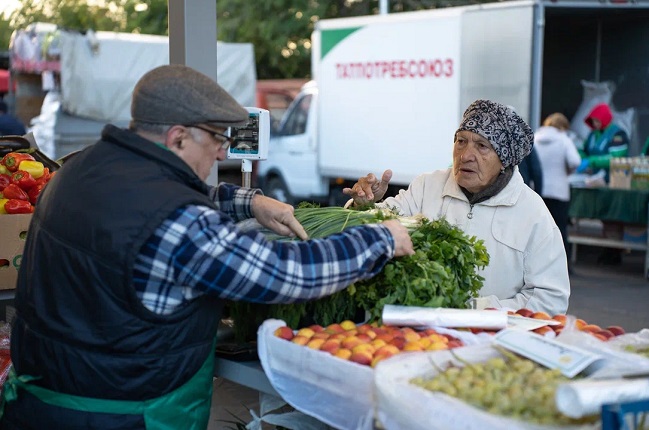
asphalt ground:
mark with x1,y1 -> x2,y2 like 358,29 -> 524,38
567,245 -> 649,332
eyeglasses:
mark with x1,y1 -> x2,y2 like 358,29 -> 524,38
189,125 -> 232,150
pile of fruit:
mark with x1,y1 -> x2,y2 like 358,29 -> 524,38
467,308 -> 626,341
410,348 -> 599,426
274,320 -> 463,368
0,152 -> 56,214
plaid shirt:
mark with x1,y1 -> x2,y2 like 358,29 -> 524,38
133,183 -> 395,315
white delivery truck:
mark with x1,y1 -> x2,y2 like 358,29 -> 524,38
257,0 -> 649,206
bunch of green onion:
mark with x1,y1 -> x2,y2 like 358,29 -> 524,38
264,205 -> 425,241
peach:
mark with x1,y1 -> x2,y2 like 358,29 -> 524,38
370,339 -> 387,349
593,333 -> 608,342
596,329 -> 615,340
575,319 -> 588,330
320,339 -> 342,353
402,341 -> 424,352
515,308 -> 534,318
308,324 -> 324,333
533,326 -> 553,336
334,348 -> 352,360
389,337 -> 407,350
349,351 -> 373,366
325,323 -> 345,334
532,311 -> 551,320
274,326 -> 294,341
296,327 -> 315,339
426,342 -> 449,351
352,343 -> 376,355
403,331 -> 421,342
374,344 -> 400,357
433,334 -> 449,344
357,324 -> 374,334
291,335 -> 310,346
447,340 -> 463,349
607,326 -> 626,336
306,338 -> 325,349
340,320 -> 357,331
582,324 -> 602,333
375,333 -> 395,343
312,331 -> 331,340
341,336 -> 364,350
355,333 -> 373,344
552,314 -> 567,325
371,355 -> 390,368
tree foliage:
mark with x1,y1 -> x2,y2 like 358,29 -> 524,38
1,0 -> 496,77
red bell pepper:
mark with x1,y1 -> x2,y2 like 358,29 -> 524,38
4,199 -> 34,214
11,170 -> 37,191
0,174 -> 10,192
2,183 -> 29,201
27,183 -> 45,205
34,168 -> 51,186
1,152 -> 36,173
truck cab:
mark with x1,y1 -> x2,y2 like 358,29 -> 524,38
257,82 -> 329,205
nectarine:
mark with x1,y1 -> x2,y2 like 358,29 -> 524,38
274,326 -> 294,341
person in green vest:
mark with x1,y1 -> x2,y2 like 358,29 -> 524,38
576,102 -> 629,180
577,102 -> 630,265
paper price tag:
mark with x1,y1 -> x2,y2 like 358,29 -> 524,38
507,315 -> 560,331
494,329 -> 603,378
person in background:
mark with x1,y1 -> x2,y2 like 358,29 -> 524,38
534,113 -> 582,271
576,102 -> 629,179
518,146 -> 543,194
0,100 -> 27,136
344,99 -> 569,316
1,64 -> 414,430
577,102 -> 629,265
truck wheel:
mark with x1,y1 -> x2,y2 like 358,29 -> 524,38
265,177 -> 294,205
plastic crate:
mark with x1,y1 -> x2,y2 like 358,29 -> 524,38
601,398 -> 649,430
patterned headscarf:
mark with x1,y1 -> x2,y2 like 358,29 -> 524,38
455,100 -> 534,168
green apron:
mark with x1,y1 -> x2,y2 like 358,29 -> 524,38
1,344 -> 215,430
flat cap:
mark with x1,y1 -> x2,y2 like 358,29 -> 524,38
131,64 -> 248,129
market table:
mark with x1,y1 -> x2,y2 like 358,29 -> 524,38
568,186 -> 649,277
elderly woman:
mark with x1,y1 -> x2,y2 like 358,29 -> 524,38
344,99 -> 570,316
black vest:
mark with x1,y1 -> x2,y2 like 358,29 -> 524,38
11,125 -> 223,400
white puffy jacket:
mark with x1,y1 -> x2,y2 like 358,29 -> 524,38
380,168 -> 570,315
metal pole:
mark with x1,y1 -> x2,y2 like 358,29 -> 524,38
379,0 -> 389,15
168,1 -> 221,185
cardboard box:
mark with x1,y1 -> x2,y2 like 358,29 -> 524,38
0,214 -> 32,290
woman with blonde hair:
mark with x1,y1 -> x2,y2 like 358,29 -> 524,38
534,112 -> 582,268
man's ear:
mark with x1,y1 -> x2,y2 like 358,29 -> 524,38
165,125 -> 186,150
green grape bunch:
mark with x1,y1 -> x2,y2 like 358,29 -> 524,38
410,349 -> 599,426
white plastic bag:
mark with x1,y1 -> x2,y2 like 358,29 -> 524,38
257,319 -> 375,430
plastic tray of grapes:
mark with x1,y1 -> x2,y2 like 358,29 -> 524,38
374,344 -> 601,430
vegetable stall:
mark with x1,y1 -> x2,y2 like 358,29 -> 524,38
221,204 -> 649,430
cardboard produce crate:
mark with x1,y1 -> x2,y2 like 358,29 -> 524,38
0,214 -> 32,290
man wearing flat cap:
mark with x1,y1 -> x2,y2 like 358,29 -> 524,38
2,64 -> 413,429
345,99 -> 570,316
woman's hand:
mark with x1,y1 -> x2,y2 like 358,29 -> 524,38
251,195 -> 308,240
342,169 -> 393,206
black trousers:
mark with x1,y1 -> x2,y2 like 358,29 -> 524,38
543,198 -> 570,259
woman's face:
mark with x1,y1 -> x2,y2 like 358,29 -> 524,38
453,130 -> 504,194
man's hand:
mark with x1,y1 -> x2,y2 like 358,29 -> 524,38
251,195 -> 308,240
342,169 -> 392,206
381,219 -> 414,257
